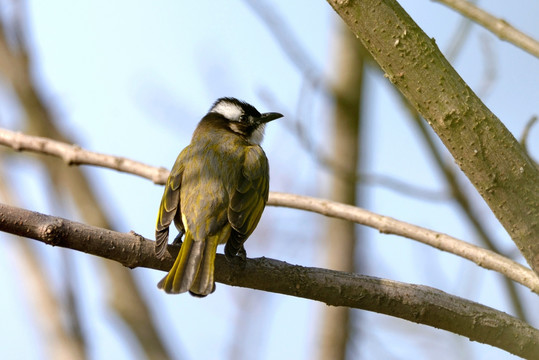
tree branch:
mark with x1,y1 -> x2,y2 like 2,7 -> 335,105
0,127 -> 537,294
433,0 -> 539,59
0,202 -> 537,358
0,129 -> 169,185
271,192 -> 539,293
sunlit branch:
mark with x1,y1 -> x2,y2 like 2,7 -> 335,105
0,128 -> 170,184
0,127 -> 538,294
0,202 -> 537,359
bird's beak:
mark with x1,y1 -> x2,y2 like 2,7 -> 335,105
258,112 -> 283,124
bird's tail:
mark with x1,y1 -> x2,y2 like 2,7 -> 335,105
158,228 -> 229,296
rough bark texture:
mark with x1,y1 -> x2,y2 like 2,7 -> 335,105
326,0 -> 539,274
1,202 -> 538,359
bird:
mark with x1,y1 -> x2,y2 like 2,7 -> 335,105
155,97 -> 282,296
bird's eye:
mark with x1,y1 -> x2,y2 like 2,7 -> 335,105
239,115 -> 247,122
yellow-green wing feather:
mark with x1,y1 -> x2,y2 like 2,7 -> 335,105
228,146 -> 269,238
155,147 -> 188,259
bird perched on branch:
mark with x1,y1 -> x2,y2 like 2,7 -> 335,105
155,97 -> 282,296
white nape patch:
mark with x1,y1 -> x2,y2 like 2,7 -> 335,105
249,123 -> 265,145
211,101 -> 243,121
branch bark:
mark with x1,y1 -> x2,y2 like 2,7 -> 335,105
325,0 -> 539,275
0,202 -> 537,358
0,127 -> 537,294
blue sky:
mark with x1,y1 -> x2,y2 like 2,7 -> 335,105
0,1 -> 538,359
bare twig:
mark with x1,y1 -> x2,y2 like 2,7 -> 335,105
476,32 -> 498,98
520,116 -> 538,167
0,202 -> 537,359
243,0 -> 323,88
444,0 -> 477,62
0,128 -> 537,294
433,0 -> 539,59
260,92 -> 450,202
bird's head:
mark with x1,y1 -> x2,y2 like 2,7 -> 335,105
209,97 -> 283,145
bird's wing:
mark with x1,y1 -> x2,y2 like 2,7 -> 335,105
155,147 -> 188,259
227,145 -> 269,238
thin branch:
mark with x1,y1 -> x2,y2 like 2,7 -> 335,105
317,23 -> 364,360
433,0 -> 539,59
520,116 -> 538,167
270,192 -> 539,294
476,32 -> 498,99
0,127 -> 537,294
520,116 -> 537,148
243,0 -> 323,88
0,128 -> 170,184
260,92 -> 450,202
0,202 -> 537,359
247,1 -> 450,202
444,0 -> 477,62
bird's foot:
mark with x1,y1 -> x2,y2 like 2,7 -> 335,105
171,231 -> 184,246
225,245 -> 247,269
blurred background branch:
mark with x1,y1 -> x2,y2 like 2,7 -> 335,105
0,169 -> 86,360
0,5 -> 172,360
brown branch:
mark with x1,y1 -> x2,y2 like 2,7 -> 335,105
270,192 -> 539,294
433,0 -> 539,59
0,127 -> 537,294
0,202 -> 537,358
0,129 -> 169,184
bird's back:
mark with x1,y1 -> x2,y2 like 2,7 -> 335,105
180,123 -> 250,242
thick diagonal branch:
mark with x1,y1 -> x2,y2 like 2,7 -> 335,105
326,0 -> 539,275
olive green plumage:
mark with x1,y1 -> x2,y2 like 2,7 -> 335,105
155,98 -> 281,296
